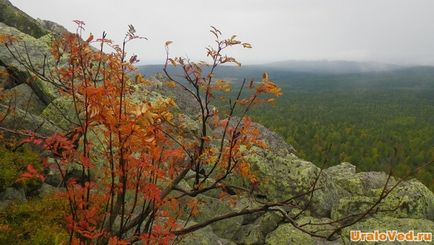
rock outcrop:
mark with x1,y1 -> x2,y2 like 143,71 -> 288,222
0,4 -> 66,135
0,0 -> 48,38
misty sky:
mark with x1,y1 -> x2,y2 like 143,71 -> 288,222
10,0 -> 434,65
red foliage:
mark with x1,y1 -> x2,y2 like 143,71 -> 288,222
3,22 -> 281,244
18,164 -> 45,182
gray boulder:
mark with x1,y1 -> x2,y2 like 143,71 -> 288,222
233,212 -> 282,244
331,178 -> 434,221
0,187 -> 26,209
37,183 -> 57,197
4,83 -> 46,115
192,194 -> 243,240
0,0 -> 48,38
265,222 -> 314,245
0,102 -> 59,134
40,96 -> 80,132
36,19 -> 68,36
0,22 -> 58,104
178,224 -> 235,245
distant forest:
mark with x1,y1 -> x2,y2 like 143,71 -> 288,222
140,64 -> 434,191
248,68 -> 434,191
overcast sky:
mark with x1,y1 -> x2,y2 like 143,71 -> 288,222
10,0 -> 434,65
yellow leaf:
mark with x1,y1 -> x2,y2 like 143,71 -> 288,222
215,80 -> 232,92
137,110 -> 156,127
166,80 -> 177,88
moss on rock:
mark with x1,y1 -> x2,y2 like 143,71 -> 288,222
0,23 -> 58,104
4,83 -> 46,115
178,224 -> 235,245
265,223 -> 314,245
233,212 -> 282,244
41,96 -> 79,131
242,149 -> 320,202
331,179 -> 434,221
192,194 -> 243,240
378,179 -> 434,220
0,103 -> 58,135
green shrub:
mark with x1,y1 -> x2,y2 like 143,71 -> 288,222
0,145 -> 42,193
0,194 -> 68,244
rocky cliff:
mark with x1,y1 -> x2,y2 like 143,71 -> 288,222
0,2 -> 433,244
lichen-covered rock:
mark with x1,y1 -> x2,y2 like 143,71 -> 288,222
0,23 -> 48,70
129,79 -> 165,104
4,83 -> 46,114
227,154 -> 367,219
242,149 -> 320,202
264,218 -> 346,244
29,78 -> 58,104
0,58 -> 31,88
0,102 -> 58,134
356,171 -> 397,191
178,225 -> 235,245
154,75 -> 201,117
324,162 -> 356,176
341,217 -> 434,245
296,216 -> 338,238
41,96 -> 79,131
312,163 -> 397,217
233,212 -> 282,244
212,117 -> 296,158
313,238 -> 344,245
380,179 -> 434,220
331,195 -> 376,221
0,0 -> 48,38
265,223 -> 314,245
249,122 -> 296,157
36,19 -> 68,36
0,187 -> 26,209
193,194 -> 243,240
232,197 -> 265,225
309,164 -> 356,217
331,178 -> 434,221
0,23 -> 58,103
37,183 -> 57,197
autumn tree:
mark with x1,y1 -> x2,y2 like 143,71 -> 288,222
0,22 -> 406,244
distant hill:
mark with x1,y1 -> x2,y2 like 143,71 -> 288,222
139,60 -> 406,78
138,62 -> 434,91
261,60 -> 402,74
